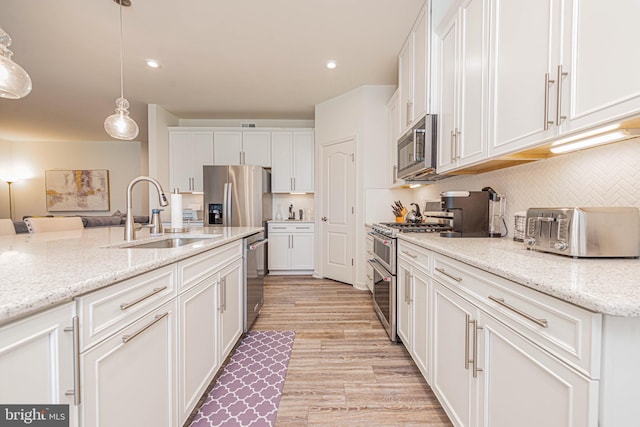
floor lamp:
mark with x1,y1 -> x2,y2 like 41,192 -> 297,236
5,180 -> 15,221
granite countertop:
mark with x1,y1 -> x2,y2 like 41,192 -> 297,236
0,226 -> 262,325
397,233 -> 640,317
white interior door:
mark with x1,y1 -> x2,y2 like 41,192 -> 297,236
320,139 -> 355,284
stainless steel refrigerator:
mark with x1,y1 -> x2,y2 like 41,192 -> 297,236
203,165 -> 271,331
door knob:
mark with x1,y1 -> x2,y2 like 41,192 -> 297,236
321,217 -> 328,222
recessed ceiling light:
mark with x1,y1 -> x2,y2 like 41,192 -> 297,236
145,59 -> 160,69
326,60 -> 337,69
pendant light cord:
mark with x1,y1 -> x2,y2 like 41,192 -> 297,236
119,0 -> 124,100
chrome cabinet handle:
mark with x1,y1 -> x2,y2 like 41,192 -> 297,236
122,312 -> 169,343
401,250 -> 417,259
435,267 -> 462,282
464,314 -> 471,370
543,72 -> 556,130
450,130 -> 456,162
366,274 -> 373,282
472,319 -> 483,378
120,286 -> 168,310
488,295 -> 548,328
222,277 -> 227,312
556,64 -> 568,125
406,101 -> 412,126
455,129 -> 461,160
64,316 -> 81,405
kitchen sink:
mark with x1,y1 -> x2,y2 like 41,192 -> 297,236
122,237 -> 209,249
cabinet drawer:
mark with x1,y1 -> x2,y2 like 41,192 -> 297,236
398,241 -> 431,273
268,222 -> 314,233
178,241 -> 242,292
433,254 -> 602,378
77,264 -> 177,352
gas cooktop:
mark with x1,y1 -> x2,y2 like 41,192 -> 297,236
373,222 -> 453,237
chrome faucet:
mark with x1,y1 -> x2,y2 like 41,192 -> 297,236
124,176 -> 169,241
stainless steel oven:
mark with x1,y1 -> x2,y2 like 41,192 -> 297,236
368,227 -> 398,342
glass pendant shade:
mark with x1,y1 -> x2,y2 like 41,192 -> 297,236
0,28 -> 32,99
104,97 -> 139,140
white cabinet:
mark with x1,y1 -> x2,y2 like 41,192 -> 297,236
559,0 -> 640,134
169,130 -> 214,192
218,258 -> 244,361
436,0 -> 488,172
81,300 -> 177,427
0,302 -> 78,427
387,90 -> 402,187
398,2 -> 430,135
213,131 -> 271,167
268,222 -> 314,274
271,131 -> 314,193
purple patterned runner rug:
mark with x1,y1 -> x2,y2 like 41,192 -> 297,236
189,330 -> 295,427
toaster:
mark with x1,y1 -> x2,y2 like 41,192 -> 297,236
524,207 -> 640,258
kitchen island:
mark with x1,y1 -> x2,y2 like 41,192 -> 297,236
0,225 -> 261,325
0,225 -> 261,427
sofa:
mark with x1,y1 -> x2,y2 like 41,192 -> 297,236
12,211 -> 149,234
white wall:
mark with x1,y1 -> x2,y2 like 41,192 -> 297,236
0,140 -> 143,221
410,138 -> 640,236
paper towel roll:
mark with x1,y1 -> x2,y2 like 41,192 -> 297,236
171,193 -> 183,229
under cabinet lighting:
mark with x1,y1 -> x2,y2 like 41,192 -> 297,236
549,128 -> 640,154
408,183 -> 422,189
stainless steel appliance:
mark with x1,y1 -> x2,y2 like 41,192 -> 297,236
203,165 -> 272,228
368,224 -> 398,342
440,190 -> 491,238
204,165 -> 272,330
244,232 -> 267,331
525,207 -> 640,258
397,115 -> 449,182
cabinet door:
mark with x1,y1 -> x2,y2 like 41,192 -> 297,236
218,259 -> 243,361
413,5 -> 429,122
268,232 -> 291,270
0,302 -> 78,427
290,232 -> 314,271
292,131 -> 314,193
488,0 -> 561,156
271,132 -> 293,192
387,90 -> 401,187
399,34 -> 414,133
561,0 -> 640,133
478,312 -> 597,427
412,267 -> 430,382
169,130 -> 214,192
214,131 -> 243,165
437,17 -> 458,171
243,131 -> 271,167
457,0 -> 487,167
432,282 -> 477,427
177,278 -> 218,425
81,301 -> 176,427
397,260 -> 412,349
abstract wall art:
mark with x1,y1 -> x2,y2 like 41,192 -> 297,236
45,169 -> 110,211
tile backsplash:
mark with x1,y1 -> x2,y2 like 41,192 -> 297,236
413,139 -> 640,237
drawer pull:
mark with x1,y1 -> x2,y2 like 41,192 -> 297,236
488,296 -> 548,328
435,267 -> 462,282
122,312 -> 169,343
401,250 -> 418,259
63,316 -> 81,405
120,286 -> 168,310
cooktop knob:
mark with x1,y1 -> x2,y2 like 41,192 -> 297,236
553,241 -> 568,251
525,237 -> 536,246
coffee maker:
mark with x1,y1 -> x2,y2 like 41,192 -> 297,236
440,190 -> 490,237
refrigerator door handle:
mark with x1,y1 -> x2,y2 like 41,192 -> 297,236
225,181 -> 233,225
222,182 -> 228,225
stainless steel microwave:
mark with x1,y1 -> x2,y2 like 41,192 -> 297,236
397,115 -> 445,181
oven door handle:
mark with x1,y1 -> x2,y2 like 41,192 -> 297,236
368,231 -> 393,246
368,259 -> 392,282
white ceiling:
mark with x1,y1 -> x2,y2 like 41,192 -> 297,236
0,0 -> 425,143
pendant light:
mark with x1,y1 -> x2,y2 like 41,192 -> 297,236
104,0 -> 139,140
0,27 -> 32,99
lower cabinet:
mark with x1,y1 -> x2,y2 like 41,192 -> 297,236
218,258 -> 244,362
268,222 -> 314,274
81,300 -> 177,427
0,302 -> 78,427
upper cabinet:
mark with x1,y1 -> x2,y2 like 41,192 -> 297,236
398,2 -> 431,136
436,0 -> 489,173
213,131 -> 271,167
169,129 -> 214,192
271,130 -> 314,193
559,0 -> 640,134
387,89 -> 402,186
488,0 -> 640,157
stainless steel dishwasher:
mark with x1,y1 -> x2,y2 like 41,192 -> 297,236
244,232 -> 267,331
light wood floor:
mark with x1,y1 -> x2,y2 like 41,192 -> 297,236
250,275 -> 452,427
